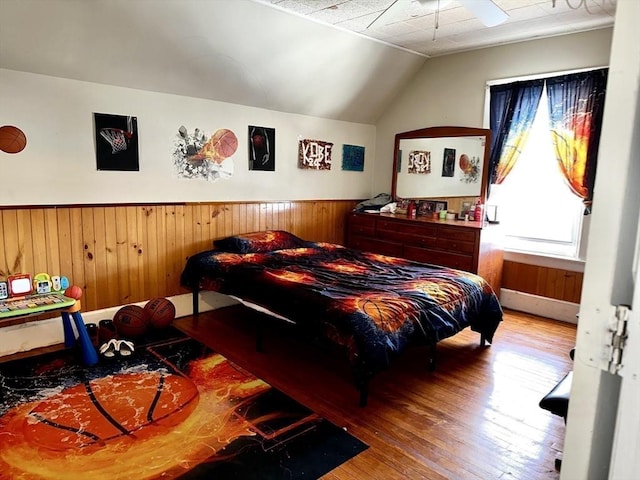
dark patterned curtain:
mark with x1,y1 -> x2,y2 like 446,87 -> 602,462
546,68 -> 608,214
489,79 -> 544,185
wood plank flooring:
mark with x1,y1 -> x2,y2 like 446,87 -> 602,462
175,306 -> 577,480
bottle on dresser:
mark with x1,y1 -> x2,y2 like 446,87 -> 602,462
474,198 -> 484,223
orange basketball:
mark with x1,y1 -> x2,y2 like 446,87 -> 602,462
113,305 -> 149,338
23,371 -> 199,451
143,297 -> 176,329
210,128 -> 238,162
459,154 -> 471,173
65,285 -> 83,300
0,125 -> 27,154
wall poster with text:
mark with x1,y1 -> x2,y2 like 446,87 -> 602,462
408,150 -> 431,174
298,139 -> 332,170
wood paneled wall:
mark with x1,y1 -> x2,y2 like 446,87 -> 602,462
502,260 -> 583,304
0,201 -> 357,314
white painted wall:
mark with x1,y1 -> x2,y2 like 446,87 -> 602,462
373,28 -> 613,196
0,69 -> 376,206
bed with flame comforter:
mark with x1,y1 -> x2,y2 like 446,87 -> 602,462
180,231 -> 503,404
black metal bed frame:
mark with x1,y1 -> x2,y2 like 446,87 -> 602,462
191,286 -> 486,407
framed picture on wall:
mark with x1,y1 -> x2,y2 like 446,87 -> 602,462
94,112 -> 139,171
249,125 -> 275,171
435,201 -> 448,212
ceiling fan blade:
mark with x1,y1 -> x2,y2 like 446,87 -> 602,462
367,0 -> 412,29
459,0 -> 508,27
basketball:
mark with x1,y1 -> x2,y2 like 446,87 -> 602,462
143,297 -> 176,329
459,154 -> 471,173
113,305 -> 149,338
65,285 -> 83,300
252,133 -> 264,147
22,371 -> 199,451
210,128 -> 238,162
0,125 -> 27,154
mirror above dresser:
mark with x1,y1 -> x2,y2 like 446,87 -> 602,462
391,126 -> 492,210
345,125 -> 503,294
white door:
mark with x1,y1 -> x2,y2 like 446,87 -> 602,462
608,263 -> 640,478
560,1 -> 640,479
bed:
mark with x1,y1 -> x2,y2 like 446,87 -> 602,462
180,230 -> 503,405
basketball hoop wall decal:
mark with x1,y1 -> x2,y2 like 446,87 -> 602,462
93,112 -> 139,171
0,125 -> 27,154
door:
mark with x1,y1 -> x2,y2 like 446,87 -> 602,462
560,1 -> 640,479
608,263 -> 640,478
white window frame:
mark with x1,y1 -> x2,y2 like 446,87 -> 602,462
483,67 -> 605,269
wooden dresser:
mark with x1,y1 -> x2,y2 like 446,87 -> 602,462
346,212 -> 503,295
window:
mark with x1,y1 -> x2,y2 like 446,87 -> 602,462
488,84 -> 585,259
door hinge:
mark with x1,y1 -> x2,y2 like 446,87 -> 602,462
608,305 -> 630,375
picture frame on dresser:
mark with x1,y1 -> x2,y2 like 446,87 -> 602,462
418,201 -> 435,216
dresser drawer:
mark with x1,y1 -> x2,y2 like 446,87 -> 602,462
437,225 -> 477,243
348,214 -> 377,227
376,230 -> 437,248
404,246 -> 474,271
349,237 -> 403,257
349,223 -> 375,237
377,219 -> 437,237
435,237 -> 475,255
377,219 -> 437,248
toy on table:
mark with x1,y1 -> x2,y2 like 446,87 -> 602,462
0,274 -> 74,318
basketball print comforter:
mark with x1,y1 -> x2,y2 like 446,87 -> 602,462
181,240 -> 503,378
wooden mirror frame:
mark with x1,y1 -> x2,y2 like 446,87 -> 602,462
391,126 -> 492,202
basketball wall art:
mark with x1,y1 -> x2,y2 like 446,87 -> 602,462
442,148 -> 456,177
342,144 -> 365,172
459,153 -> 481,184
172,126 -> 237,182
248,125 -> 275,171
94,113 -> 139,171
0,125 -> 27,154
298,138 -> 332,170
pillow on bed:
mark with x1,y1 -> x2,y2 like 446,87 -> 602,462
213,230 -> 308,253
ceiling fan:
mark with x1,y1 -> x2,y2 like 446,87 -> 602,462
367,0 -> 509,29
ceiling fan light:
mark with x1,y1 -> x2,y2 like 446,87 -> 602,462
417,0 -> 454,10
459,0 -> 508,27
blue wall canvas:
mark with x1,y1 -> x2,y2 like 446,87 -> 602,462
342,144 -> 365,172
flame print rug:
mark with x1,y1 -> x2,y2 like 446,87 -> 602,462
0,330 -> 367,479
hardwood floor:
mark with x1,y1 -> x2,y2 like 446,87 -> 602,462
175,306 -> 577,480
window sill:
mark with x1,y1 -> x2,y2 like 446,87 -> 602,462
504,249 -> 585,273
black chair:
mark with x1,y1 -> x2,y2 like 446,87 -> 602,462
539,349 -> 574,470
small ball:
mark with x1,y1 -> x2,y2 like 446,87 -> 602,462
65,285 -> 83,300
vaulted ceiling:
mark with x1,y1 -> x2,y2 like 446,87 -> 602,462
0,0 -> 615,124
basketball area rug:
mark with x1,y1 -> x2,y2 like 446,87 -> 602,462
0,331 -> 367,479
